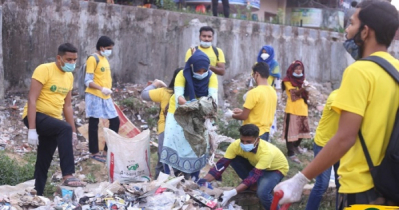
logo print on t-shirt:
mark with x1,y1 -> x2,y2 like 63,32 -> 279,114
50,85 -> 57,92
101,67 -> 105,72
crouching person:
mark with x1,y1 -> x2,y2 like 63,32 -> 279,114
197,124 -> 289,209
22,43 -> 86,195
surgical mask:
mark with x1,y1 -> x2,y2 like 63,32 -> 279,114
261,53 -> 269,60
200,41 -> 212,48
60,58 -> 76,72
193,71 -> 209,80
240,139 -> 258,152
101,50 -> 112,57
293,72 -> 303,77
343,39 -> 360,60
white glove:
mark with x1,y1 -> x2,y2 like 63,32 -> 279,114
28,129 -> 39,146
72,132 -> 78,147
220,189 -> 237,206
273,172 -> 310,205
101,87 -> 113,96
224,109 -> 233,119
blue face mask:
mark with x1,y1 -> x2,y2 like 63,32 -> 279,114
200,41 -> 212,48
240,138 -> 259,152
60,58 -> 76,72
193,71 -> 209,80
293,72 -> 303,78
343,39 -> 360,60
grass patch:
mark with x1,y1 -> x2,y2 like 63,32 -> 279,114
0,151 -> 35,186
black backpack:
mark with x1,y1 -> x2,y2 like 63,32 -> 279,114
77,54 -> 100,98
358,56 -> 399,202
192,46 -> 219,61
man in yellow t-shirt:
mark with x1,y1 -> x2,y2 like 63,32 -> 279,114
306,90 -> 340,210
275,1 -> 399,208
197,124 -> 288,209
22,43 -> 86,195
230,62 -> 277,142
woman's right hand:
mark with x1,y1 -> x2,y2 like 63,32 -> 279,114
178,96 -> 187,105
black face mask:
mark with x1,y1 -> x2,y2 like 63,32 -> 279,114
343,24 -> 365,60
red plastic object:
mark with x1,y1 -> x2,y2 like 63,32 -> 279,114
195,4 -> 206,13
271,190 -> 291,210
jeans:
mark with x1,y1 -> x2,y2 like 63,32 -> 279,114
230,156 -> 284,210
88,117 -> 120,154
212,0 -> 229,18
154,132 -> 165,179
306,143 -> 340,210
260,132 -> 270,142
23,113 -> 75,196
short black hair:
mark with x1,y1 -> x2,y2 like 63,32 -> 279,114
57,43 -> 77,56
96,36 -> 115,51
239,124 -> 259,138
357,0 -> 399,47
252,62 -> 269,78
199,26 -> 214,35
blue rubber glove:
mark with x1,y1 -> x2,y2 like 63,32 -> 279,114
186,99 -> 198,104
196,178 -> 207,186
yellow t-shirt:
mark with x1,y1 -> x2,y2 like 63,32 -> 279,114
224,139 -> 289,176
167,71 -> 218,114
284,81 -> 308,116
243,85 -> 277,134
22,63 -> 73,120
332,52 -> 399,193
85,55 -> 112,99
149,88 -> 173,134
314,90 -> 339,147
185,46 -> 226,66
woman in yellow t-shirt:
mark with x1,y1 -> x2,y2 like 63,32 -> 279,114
140,68 -> 182,179
281,60 -> 311,163
84,36 -> 120,163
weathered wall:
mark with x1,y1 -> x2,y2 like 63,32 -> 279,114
2,0 -> 399,96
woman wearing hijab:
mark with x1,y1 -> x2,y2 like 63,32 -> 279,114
160,50 -> 218,179
281,60 -> 311,164
257,45 -> 281,87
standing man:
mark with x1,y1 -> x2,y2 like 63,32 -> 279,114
274,1 -> 399,207
22,43 -> 86,195
229,62 -> 277,142
197,124 -> 288,209
185,26 -> 226,105
211,0 -> 229,18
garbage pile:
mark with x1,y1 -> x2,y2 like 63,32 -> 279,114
0,172 -> 243,210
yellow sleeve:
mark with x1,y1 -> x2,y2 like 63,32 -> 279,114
175,71 -> 186,88
255,154 -> 272,170
149,88 -> 165,103
69,74 -> 74,90
185,49 -> 192,62
208,73 -> 218,89
284,81 -> 295,90
32,64 -> 49,85
272,65 -> 280,74
332,67 -> 369,117
243,89 -> 257,110
86,56 -> 97,74
217,48 -> 226,63
224,140 -> 240,159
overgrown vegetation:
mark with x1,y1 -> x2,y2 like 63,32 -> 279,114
0,152 -> 35,186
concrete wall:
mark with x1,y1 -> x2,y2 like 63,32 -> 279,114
252,0 -> 279,21
2,0 -> 399,96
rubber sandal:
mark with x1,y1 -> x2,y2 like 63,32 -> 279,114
91,155 -> 106,163
62,177 -> 87,187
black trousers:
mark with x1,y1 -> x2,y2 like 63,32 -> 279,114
212,0 -> 229,18
284,113 -> 302,156
23,113 -> 75,196
88,117 -> 120,154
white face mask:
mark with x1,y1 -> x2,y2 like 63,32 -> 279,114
101,49 -> 112,57
200,41 -> 212,48
261,53 -> 269,60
